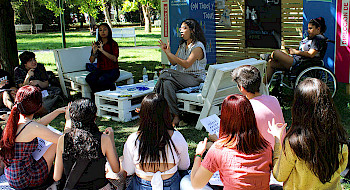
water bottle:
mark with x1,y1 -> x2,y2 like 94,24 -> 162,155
142,67 -> 148,83
153,71 -> 159,85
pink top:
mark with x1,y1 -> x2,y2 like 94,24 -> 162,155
250,95 -> 285,149
202,143 -> 272,190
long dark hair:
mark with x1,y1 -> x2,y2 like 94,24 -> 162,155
97,23 -> 113,43
63,98 -> 100,160
137,93 -> 176,170
218,94 -> 269,154
285,78 -> 347,183
179,18 -> 206,48
0,85 -> 42,165
309,17 -> 327,34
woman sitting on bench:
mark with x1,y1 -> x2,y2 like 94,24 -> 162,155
263,17 -> 328,84
157,18 -> 207,126
86,23 -> 120,94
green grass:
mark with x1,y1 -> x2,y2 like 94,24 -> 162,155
16,27 -> 161,50
14,27 -> 350,188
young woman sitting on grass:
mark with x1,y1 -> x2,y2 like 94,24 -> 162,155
268,78 -> 348,190
53,98 -> 120,189
191,94 -> 272,190
122,93 -> 190,190
0,85 -> 66,189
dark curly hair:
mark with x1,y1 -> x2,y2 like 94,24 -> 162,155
179,18 -> 206,48
137,93 -> 177,170
63,98 -> 100,160
285,78 -> 347,183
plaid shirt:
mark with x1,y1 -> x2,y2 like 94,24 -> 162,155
5,138 -> 49,189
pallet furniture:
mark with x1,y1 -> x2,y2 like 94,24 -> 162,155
176,58 -> 267,130
15,24 -> 43,33
95,80 -> 155,122
96,27 -> 136,46
53,46 -> 134,99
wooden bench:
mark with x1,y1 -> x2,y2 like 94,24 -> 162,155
15,24 -> 43,33
176,58 -> 268,130
53,46 -> 134,99
96,27 -> 136,46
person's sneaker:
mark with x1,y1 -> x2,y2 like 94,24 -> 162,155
260,53 -> 271,61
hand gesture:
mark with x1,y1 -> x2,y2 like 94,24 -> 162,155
27,69 -> 35,78
158,39 -> 170,53
0,80 -> 8,88
289,48 -> 298,55
104,127 -> 115,140
29,80 -> 39,86
56,106 -> 67,114
65,102 -> 71,120
91,41 -> 98,53
97,41 -> 104,52
267,118 -> 287,141
196,137 -> 208,156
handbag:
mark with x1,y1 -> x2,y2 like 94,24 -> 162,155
64,158 -> 90,190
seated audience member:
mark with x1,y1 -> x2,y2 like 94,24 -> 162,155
53,98 -> 120,189
191,94 -> 272,190
268,78 -> 348,190
231,65 -> 285,149
0,66 -> 16,111
122,93 -> 190,189
157,18 -> 207,126
0,85 -> 66,189
262,17 -> 328,84
16,51 -> 61,114
86,23 -> 120,95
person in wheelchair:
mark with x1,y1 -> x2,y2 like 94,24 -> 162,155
263,17 -> 328,84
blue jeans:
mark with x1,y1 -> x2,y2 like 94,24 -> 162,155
85,68 -> 120,93
126,171 -> 181,190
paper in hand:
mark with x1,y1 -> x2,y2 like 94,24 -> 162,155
200,114 -> 220,138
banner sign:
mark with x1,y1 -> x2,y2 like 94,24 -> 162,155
169,0 -> 216,64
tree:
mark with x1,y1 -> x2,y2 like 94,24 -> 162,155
0,0 -> 19,75
122,0 -> 160,33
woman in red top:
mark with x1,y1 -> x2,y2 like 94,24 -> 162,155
191,94 -> 272,190
86,23 -> 120,94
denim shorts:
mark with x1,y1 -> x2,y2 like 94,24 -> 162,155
126,171 -> 181,190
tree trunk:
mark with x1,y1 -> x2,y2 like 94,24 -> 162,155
24,0 -> 36,34
0,0 -> 19,76
102,1 -> 113,28
142,4 -> 151,33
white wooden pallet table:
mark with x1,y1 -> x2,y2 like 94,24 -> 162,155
95,80 -> 155,122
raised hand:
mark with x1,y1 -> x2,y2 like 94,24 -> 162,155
0,79 -> 8,88
97,41 -> 104,52
91,41 -> 98,53
267,118 -> 287,141
158,39 -> 170,53
196,137 -> 208,156
104,127 -> 115,140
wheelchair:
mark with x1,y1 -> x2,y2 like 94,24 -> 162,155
267,58 -> 337,104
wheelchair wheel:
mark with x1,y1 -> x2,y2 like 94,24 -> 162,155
295,66 -> 337,97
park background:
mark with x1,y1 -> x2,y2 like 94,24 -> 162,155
1,0 -> 350,188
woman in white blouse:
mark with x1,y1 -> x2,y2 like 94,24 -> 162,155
122,93 -> 190,190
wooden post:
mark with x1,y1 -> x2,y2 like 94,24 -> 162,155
346,83 -> 350,95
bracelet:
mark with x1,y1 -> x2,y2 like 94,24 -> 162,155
194,154 -> 202,160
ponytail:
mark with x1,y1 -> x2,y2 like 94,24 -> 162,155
0,105 -> 21,165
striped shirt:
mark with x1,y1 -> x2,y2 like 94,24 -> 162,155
176,41 -> 207,81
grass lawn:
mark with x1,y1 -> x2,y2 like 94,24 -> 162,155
14,27 -> 350,188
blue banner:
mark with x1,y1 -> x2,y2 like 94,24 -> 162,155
169,0 -> 216,64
